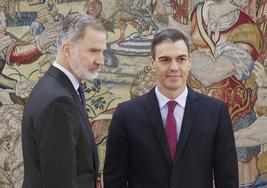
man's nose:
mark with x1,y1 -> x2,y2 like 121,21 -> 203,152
95,53 -> 105,66
170,59 -> 179,70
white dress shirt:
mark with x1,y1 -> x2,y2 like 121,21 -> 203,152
155,86 -> 188,141
53,61 -> 79,92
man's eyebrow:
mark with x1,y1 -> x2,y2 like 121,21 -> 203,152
158,56 -> 169,59
158,55 -> 188,59
177,54 -> 188,58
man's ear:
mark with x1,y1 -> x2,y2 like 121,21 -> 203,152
150,56 -> 155,70
62,42 -> 71,58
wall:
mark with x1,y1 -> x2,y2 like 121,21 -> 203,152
0,0 -> 266,187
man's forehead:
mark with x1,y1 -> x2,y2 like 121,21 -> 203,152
156,40 -> 187,48
155,41 -> 189,56
81,38 -> 107,50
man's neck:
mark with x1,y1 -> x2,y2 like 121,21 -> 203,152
55,56 -> 81,83
157,85 -> 186,100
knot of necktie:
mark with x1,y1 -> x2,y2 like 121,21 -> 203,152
78,84 -> 86,110
167,100 -> 177,112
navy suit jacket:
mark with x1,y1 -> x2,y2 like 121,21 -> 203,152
22,66 -> 98,188
104,87 -> 238,188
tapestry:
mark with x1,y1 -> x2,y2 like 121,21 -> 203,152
0,0 -> 266,187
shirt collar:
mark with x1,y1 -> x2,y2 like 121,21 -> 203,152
53,61 -> 80,91
155,85 -> 188,109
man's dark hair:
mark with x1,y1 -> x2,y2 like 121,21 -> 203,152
151,28 -> 190,60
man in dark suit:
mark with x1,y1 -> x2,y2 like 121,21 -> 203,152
104,29 -> 238,188
22,13 -> 106,188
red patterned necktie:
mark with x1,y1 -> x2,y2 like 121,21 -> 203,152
166,100 -> 177,162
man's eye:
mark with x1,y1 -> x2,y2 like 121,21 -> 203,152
178,58 -> 187,62
159,59 -> 168,63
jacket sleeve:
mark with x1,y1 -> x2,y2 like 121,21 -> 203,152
213,102 -> 239,188
35,96 -> 80,188
104,104 -> 129,188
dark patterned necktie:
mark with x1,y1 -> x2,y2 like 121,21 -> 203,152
166,100 -> 177,162
77,84 -> 86,111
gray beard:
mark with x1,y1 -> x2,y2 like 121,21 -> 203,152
69,56 -> 98,81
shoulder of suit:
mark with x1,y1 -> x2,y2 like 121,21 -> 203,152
30,74 -> 74,103
116,92 -> 148,111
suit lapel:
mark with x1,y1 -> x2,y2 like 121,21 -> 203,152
75,96 -> 99,171
47,66 -> 89,124
47,66 -> 99,171
173,88 -> 199,164
145,88 -> 172,166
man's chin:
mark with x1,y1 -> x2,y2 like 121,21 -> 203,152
82,72 -> 98,81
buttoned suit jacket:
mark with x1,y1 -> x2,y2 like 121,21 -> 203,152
104,87 -> 238,188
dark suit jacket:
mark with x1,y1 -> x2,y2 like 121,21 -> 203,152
104,87 -> 238,188
22,66 -> 98,188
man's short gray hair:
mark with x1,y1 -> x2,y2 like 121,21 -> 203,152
57,12 -> 105,48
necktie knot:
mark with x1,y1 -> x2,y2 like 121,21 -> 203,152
78,84 -> 86,110
78,84 -> 85,94
167,100 -> 177,113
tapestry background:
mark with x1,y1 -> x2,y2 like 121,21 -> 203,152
0,0 -> 266,187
